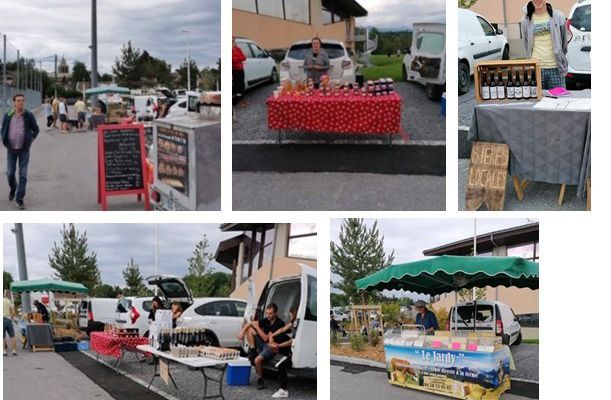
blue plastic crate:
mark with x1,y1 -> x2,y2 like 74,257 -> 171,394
77,340 -> 90,351
226,362 -> 251,386
441,92 -> 446,116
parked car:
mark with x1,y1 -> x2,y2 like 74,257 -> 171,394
566,0 -> 591,88
132,95 -> 158,121
330,309 -> 350,322
403,22 -> 446,100
78,298 -> 119,334
280,39 -> 355,84
173,89 -> 187,97
458,8 -> 509,95
243,264 -> 317,378
114,296 -> 154,337
234,37 -> 278,90
177,298 -> 247,348
165,91 -> 200,119
447,300 -> 522,346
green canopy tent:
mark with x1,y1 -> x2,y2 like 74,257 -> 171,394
355,255 -> 538,331
11,279 -> 89,295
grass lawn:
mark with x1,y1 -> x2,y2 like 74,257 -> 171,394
360,54 -> 404,81
522,339 -> 539,344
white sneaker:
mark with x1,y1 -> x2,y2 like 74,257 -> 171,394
272,388 -> 288,398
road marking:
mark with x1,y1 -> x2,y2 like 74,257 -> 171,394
79,351 -> 180,400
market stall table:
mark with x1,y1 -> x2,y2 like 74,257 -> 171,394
267,92 -> 403,143
468,90 -> 591,206
137,344 -> 248,400
90,332 -> 149,371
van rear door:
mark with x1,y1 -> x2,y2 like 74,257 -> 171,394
407,23 -> 446,85
292,265 -> 317,370
146,275 -> 193,307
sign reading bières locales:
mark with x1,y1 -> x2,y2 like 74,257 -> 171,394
466,142 -> 509,211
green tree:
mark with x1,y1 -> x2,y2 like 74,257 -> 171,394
458,0 -> 478,8
331,292 -> 350,307
176,59 -> 199,90
123,258 -> 147,296
330,219 -> 394,305
95,284 -> 121,298
48,224 -> 101,291
112,41 -> 143,88
458,287 -> 487,302
381,302 -> 401,325
100,73 -> 114,82
3,271 -> 14,291
71,61 -> 90,85
187,235 -> 214,278
184,272 -> 231,298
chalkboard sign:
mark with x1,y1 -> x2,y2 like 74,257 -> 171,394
97,124 -> 150,210
466,141 -> 509,211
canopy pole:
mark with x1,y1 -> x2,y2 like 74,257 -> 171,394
454,289 -> 457,332
473,219 -> 477,300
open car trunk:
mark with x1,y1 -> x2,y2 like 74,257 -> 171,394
146,275 -> 193,310
406,23 -> 446,85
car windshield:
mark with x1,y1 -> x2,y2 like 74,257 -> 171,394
416,32 -> 444,55
454,304 -> 494,324
287,43 -> 346,60
571,4 -> 591,32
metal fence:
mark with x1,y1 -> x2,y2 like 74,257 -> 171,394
1,32 -> 43,117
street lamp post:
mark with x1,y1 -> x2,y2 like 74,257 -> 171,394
181,29 -> 191,92
91,0 -> 98,105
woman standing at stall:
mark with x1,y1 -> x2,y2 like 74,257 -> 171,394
303,37 -> 330,89
521,0 -> 568,89
232,36 -> 248,108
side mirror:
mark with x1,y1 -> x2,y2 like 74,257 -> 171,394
496,28 -> 504,35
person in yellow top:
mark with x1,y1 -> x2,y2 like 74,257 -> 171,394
51,97 -> 60,129
74,98 -> 88,132
521,1 -> 568,89
3,290 -> 17,356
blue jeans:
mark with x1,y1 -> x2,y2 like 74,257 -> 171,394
6,148 -> 30,202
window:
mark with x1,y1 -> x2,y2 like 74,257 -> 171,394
416,32 -> 444,55
322,6 -> 343,25
237,42 -> 253,58
141,301 -> 153,313
249,43 -> 265,58
477,16 -> 496,36
116,299 -> 131,313
196,301 -> 234,317
262,227 -> 275,265
233,0 -> 256,13
305,275 -> 317,321
251,230 -> 262,272
178,101 -> 186,109
284,0 -> 310,24
570,4 -> 591,32
265,280 -> 301,324
287,223 -> 317,260
258,0 -> 284,19
287,42 -> 346,60
508,241 -> 538,261
234,301 -> 246,317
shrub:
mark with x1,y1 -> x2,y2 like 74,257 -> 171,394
435,307 -> 449,331
330,330 -> 339,347
350,333 -> 365,352
369,328 -> 380,347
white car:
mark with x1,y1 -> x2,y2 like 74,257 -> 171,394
280,39 -> 355,84
234,37 -> 278,90
447,300 -> 522,346
565,0 -> 591,88
331,309 -> 350,322
177,298 -> 247,348
403,22 -> 446,100
78,298 -> 119,333
458,8 -> 509,95
114,296 -> 154,337
243,264 -> 317,378
165,91 -> 200,119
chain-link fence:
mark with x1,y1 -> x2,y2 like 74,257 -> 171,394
1,32 -> 43,117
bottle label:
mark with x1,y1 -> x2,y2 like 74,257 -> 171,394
490,87 -> 498,100
523,86 -> 530,98
497,86 -> 505,99
531,87 -> 537,98
507,87 -> 515,98
515,87 -> 522,98
482,87 -> 490,100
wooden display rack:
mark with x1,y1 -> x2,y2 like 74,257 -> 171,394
475,59 -> 543,104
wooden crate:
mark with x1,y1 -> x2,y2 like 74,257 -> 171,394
474,59 -> 543,104
32,344 -> 54,352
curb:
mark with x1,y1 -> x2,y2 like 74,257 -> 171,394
330,354 -> 386,370
233,141 -> 446,176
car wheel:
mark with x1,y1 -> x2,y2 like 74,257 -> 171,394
270,67 -> 278,84
203,332 -> 219,347
514,331 -> 522,345
426,83 -> 443,101
402,64 -> 408,82
502,45 -> 510,60
458,61 -> 470,95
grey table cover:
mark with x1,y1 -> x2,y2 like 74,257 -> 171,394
469,90 -> 591,198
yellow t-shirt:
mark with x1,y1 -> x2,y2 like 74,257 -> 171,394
531,13 -> 557,68
3,298 -> 12,318
75,101 -> 87,113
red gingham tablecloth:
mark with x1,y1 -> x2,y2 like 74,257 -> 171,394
267,92 -> 402,135
90,332 -> 149,359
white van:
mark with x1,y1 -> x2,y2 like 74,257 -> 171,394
78,298 -> 119,334
403,22 -> 446,100
132,96 -> 157,121
447,300 -> 522,346
458,8 -> 509,94
243,264 -> 317,378
566,0 -> 591,88
114,296 -> 154,337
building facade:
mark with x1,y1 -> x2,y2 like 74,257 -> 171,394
233,0 -> 368,52
215,223 -> 317,301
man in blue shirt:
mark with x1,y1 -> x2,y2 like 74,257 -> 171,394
414,300 -> 439,335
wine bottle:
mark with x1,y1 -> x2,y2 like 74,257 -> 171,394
514,73 -> 523,99
506,70 -> 514,99
481,72 -> 490,100
530,69 -> 538,98
489,73 -> 498,100
496,73 -> 505,100
522,70 -> 530,99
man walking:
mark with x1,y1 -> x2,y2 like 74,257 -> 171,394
51,96 -> 59,128
74,97 -> 87,132
1,93 -> 39,209
58,97 -> 69,133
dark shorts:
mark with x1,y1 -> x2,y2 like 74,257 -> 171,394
59,114 -> 67,122
78,112 -> 86,122
255,335 -> 275,360
3,317 -> 15,338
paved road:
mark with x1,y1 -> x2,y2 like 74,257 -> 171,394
0,110 -> 147,211
330,362 -> 537,400
234,82 -> 446,142
458,159 -> 587,211
458,77 -> 476,128
233,172 -> 445,211
3,351 -> 115,400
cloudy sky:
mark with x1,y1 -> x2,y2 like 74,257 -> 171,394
331,218 -> 538,300
356,0 -> 446,30
0,0 -> 220,74
3,224 -> 239,287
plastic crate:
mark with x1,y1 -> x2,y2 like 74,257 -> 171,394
54,342 -> 78,352
226,362 -> 251,386
77,340 -> 90,351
